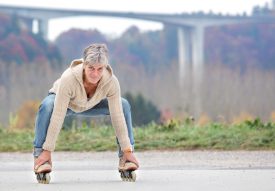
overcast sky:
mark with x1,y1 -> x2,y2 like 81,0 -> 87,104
0,0 -> 272,40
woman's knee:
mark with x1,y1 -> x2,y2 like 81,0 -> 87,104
39,95 -> 55,113
121,98 -> 131,113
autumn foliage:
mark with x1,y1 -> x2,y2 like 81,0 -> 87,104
0,8 -> 275,125
0,13 -> 61,64
10,100 -> 40,129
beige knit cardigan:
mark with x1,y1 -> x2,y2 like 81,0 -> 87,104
42,59 -> 131,152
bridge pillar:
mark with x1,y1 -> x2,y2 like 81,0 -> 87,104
177,25 -> 204,119
177,27 -> 192,86
20,17 -> 33,32
191,26 -> 204,118
191,26 -> 204,76
37,19 -> 48,39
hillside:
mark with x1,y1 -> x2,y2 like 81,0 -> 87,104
0,12 -> 275,125
0,14 -> 61,65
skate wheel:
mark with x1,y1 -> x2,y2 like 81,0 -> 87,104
36,173 -> 51,184
120,170 -> 136,182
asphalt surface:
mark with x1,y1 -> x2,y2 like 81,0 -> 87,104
0,151 -> 275,191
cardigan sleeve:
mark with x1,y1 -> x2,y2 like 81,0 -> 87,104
107,77 -> 132,151
42,76 -> 71,152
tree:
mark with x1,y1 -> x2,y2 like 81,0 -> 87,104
124,92 -> 160,126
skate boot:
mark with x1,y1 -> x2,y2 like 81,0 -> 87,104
34,158 -> 52,184
118,157 -> 138,182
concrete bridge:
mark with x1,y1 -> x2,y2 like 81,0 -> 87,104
0,4 -> 275,117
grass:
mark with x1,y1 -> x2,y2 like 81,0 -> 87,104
0,119 -> 274,152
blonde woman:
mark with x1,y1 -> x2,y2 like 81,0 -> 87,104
33,43 -> 139,183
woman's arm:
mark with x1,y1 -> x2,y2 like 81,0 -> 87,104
107,77 -> 132,152
42,77 -> 71,152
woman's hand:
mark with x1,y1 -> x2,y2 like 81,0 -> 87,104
34,150 -> 52,170
123,152 -> 139,168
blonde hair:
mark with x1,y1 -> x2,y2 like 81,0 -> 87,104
83,43 -> 108,65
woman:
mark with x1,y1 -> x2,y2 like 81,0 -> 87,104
33,43 -> 139,183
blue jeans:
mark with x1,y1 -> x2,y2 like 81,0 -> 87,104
33,93 -> 134,158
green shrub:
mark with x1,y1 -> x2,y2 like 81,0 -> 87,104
124,92 -> 160,126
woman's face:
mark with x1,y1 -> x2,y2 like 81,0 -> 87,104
84,63 -> 105,85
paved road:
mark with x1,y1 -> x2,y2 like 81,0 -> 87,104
0,151 -> 275,191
